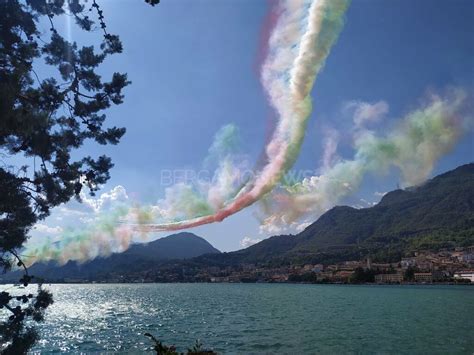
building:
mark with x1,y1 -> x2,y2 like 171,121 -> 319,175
333,270 -> 354,281
371,263 -> 393,272
461,253 -> 474,262
432,270 -> 449,281
270,274 -> 289,282
210,276 -> 229,283
344,261 -> 362,269
312,264 -> 324,273
414,273 -> 433,283
375,273 -> 403,283
316,272 -> 333,281
453,271 -> 474,282
401,257 -> 416,268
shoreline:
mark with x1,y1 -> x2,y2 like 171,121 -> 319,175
1,281 -> 472,286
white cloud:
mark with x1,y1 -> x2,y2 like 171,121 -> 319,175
259,218 -> 313,235
258,215 -> 286,234
344,100 -> 389,128
240,237 -> 262,248
321,127 -> 340,169
80,185 -> 129,213
33,223 -> 63,235
294,221 -> 311,232
28,185 -> 132,245
374,191 -> 387,197
57,206 -> 90,217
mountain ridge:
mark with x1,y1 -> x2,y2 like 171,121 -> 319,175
195,163 -> 474,266
3,163 -> 473,281
2,232 -> 220,281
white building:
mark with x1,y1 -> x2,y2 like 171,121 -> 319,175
453,271 -> 474,282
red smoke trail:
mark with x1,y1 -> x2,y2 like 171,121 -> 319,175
254,0 -> 280,172
254,0 -> 281,75
131,0 -> 352,233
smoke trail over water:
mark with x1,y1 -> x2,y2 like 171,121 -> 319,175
33,2 -> 473,262
23,0 -> 351,265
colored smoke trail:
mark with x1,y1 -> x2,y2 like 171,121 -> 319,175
24,88 -> 472,266
136,0 -> 351,232
24,0 -> 349,265
258,88 -> 472,233
22,0 -> 350,265
21,1 -> 473,267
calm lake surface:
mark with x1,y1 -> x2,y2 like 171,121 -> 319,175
20,283 -> 473,353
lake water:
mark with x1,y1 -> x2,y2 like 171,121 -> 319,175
19,283 -> 474,353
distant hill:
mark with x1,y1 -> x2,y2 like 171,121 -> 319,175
197,163 -> 474,266
5,164 -> 473,282
3,232 -> 220,281
295,163 -> 474,253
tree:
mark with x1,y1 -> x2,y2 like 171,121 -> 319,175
144,333 -> 217,355
350,267 -> 375,283
0,0 -> 131,352
404,266 -> 416,282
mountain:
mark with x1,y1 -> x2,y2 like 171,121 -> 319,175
120,232 -> 220,260
296,163 -> 474,252
5,164 -> 473,282
3,232 -> 220,281
196,163 -> 474,266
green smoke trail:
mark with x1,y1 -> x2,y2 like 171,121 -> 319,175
259,88 -> 472,232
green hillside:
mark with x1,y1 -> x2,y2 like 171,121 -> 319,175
8,164 -> 473,281
226,163 -> 474,265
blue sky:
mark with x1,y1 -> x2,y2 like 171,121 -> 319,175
30,0 -> 473,252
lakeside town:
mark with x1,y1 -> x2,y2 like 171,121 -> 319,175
58,246 -> 474,285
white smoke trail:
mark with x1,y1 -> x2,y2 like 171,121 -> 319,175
259,88 -> 472,233
23,0 -> 351,265
138,0 -> 351,231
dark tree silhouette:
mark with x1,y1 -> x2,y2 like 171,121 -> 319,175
404,266 -> 416,281
145,333 -> 217,355
0,0 -> 138,352
350,267 -> 376,283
